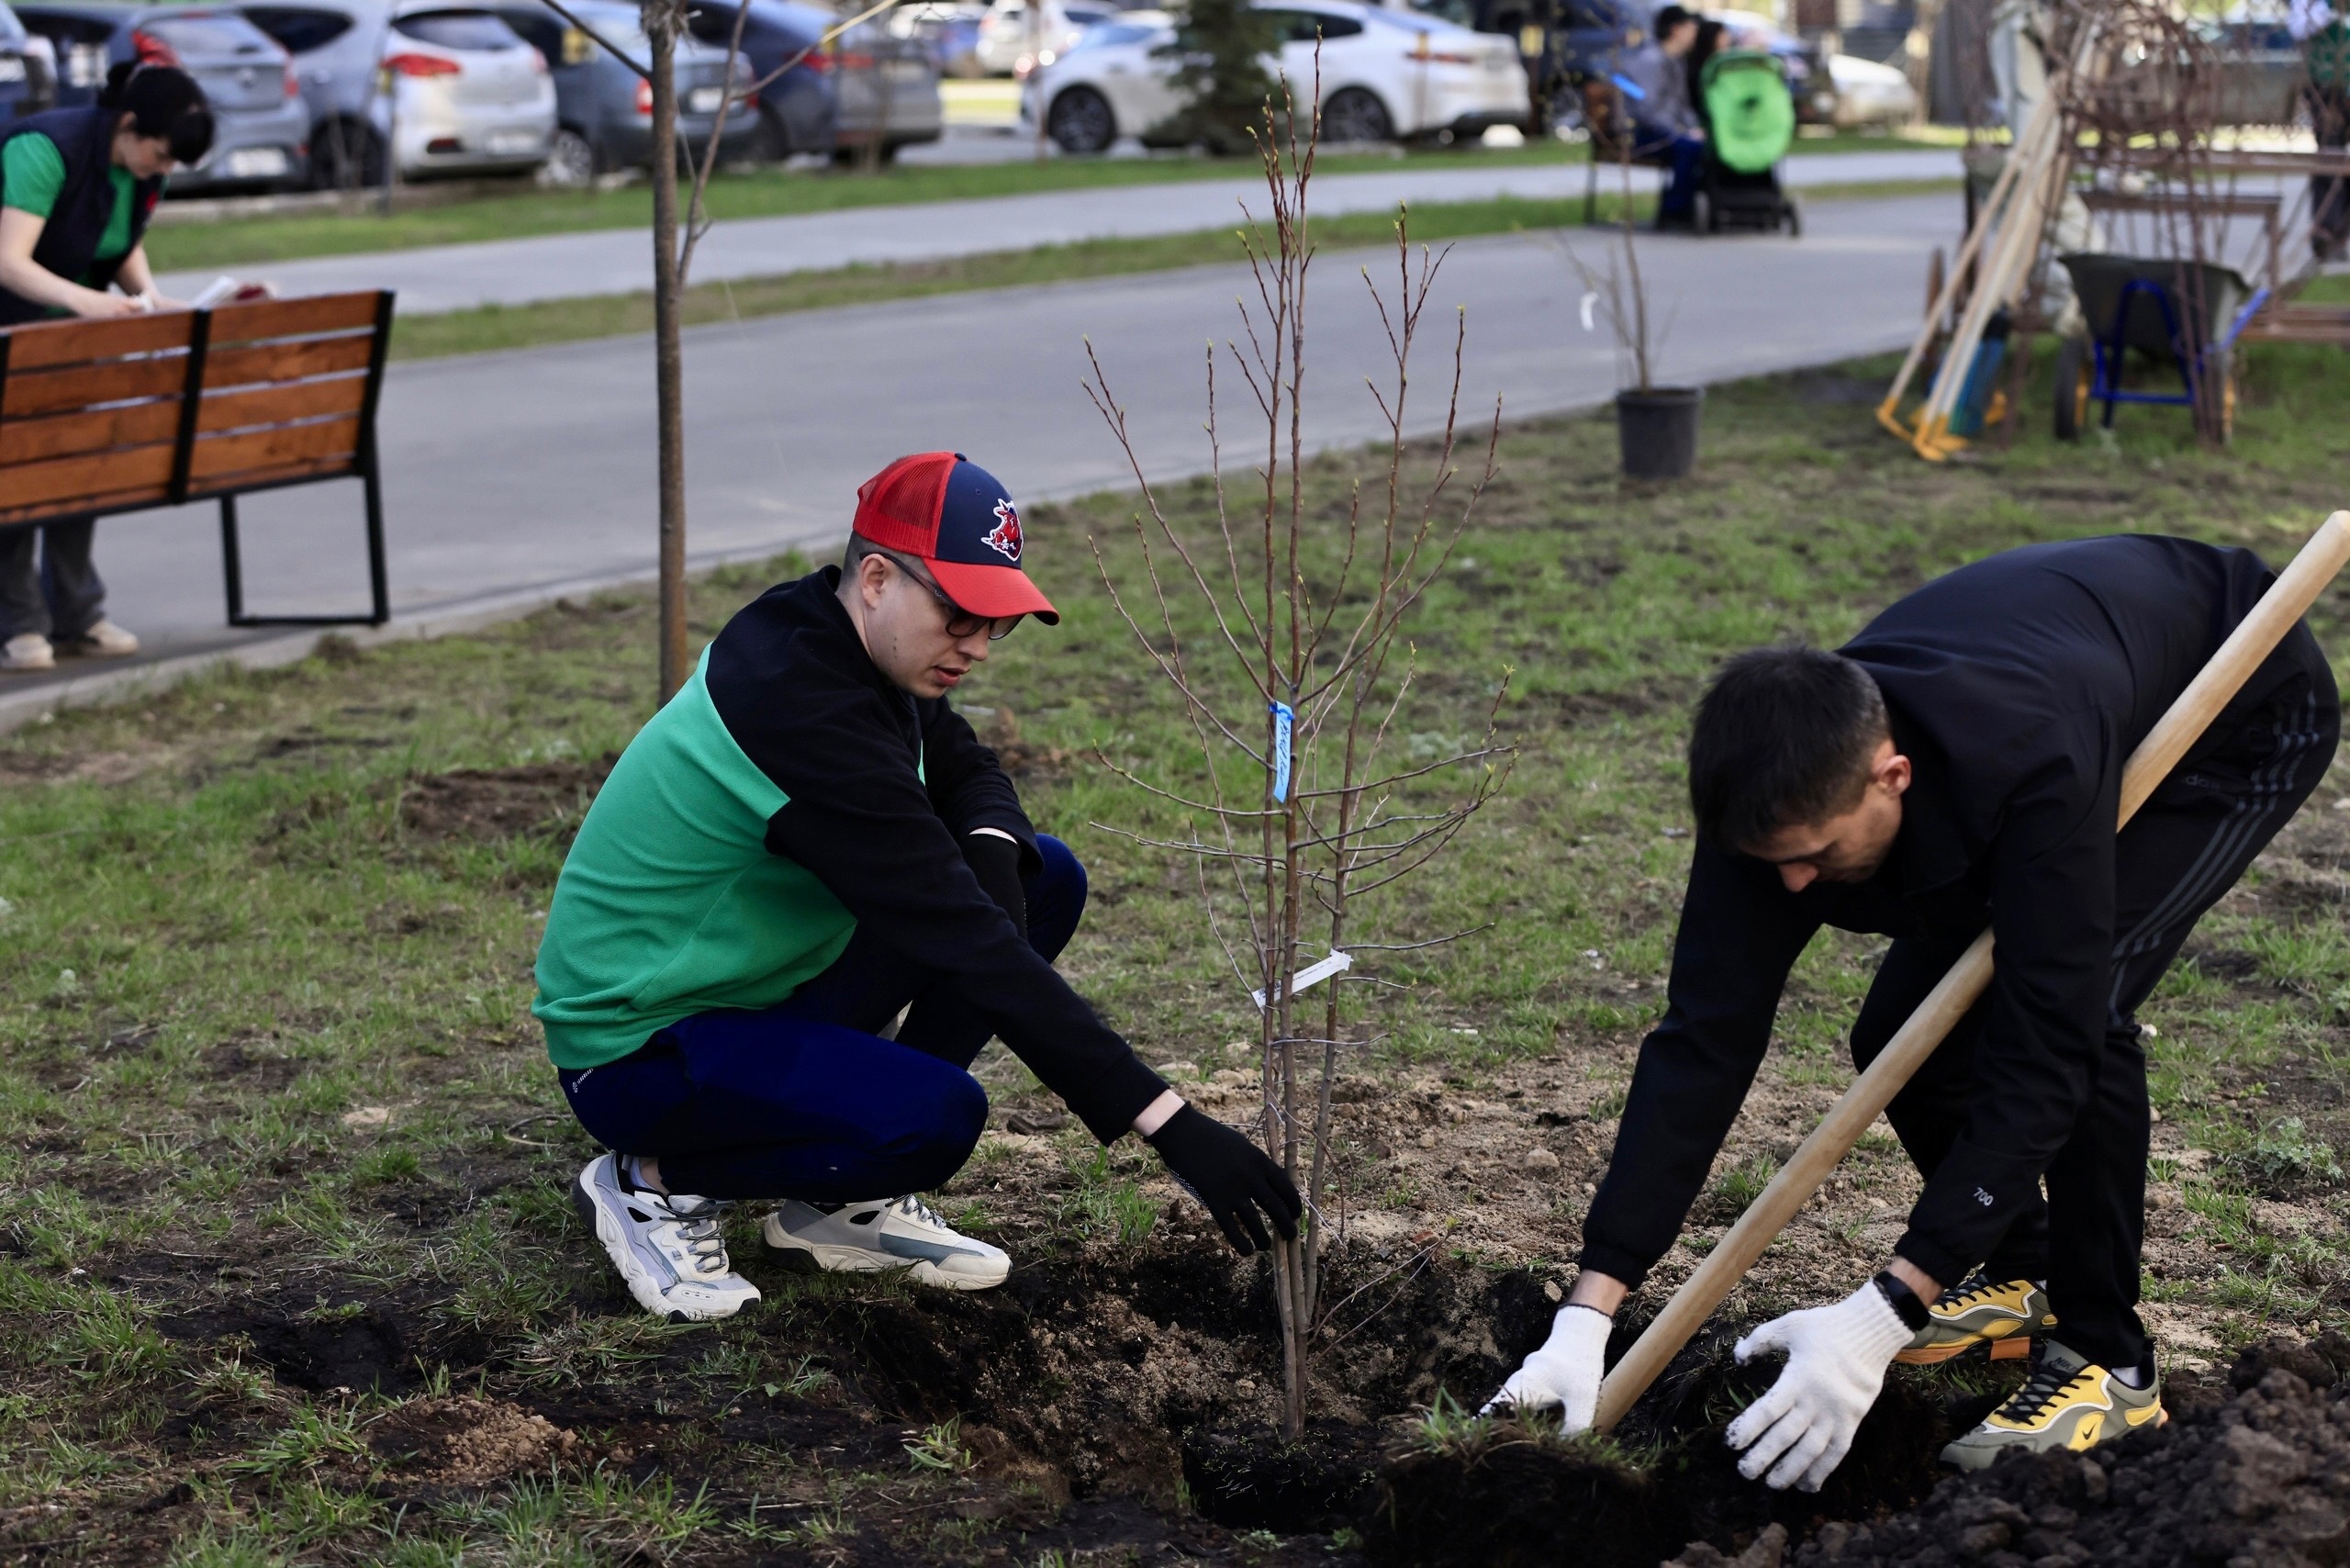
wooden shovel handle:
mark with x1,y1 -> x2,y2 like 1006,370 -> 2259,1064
1593,512 -> 2350,1433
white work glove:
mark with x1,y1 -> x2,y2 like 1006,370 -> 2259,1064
1482,1303 -> 1611,1429
1723,1281 -> 1911,1492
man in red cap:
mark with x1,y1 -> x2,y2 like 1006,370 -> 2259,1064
533,453 -> 1301,1322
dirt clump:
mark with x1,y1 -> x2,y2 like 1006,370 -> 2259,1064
397,757 -> 614,842
370,1396 -> 579,1484
1739,1337 -> 2350,1566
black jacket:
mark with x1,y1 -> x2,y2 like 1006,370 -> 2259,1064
0,107 -> 162,326
706,566 -> 1169,1142
1580,535 -> 2338,1289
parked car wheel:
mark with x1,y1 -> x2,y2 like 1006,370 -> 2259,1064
1046,84 -> 1114,152
541,126 -> 599,186
1321,85 -> 1392,144
309,118 -> 386,191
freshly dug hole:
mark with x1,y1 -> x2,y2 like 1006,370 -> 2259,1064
1371,1323 -> 2005,1567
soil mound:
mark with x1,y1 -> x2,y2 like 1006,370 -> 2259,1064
1662,1335 -> 2350,1568
369,1396 -> 578,1484
397,758 -> 614,842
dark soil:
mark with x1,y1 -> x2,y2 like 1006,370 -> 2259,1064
397,757 -> 615,842
1371,1322 -> 2006,1568
1648,1335 -> 2350,1568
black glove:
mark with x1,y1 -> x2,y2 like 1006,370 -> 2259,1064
1146,1104 -> 1303,1256
962,831 -> 1028,939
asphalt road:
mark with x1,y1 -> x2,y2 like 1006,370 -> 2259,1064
18,187 -> 1953,703
152,148 -> 1960,314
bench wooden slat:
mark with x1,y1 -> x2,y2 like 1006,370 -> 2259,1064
203,333 -> 375,392
189,413 -> 362,484
0,312 -> 195,371
0,481 -> 176,528
206,293 -> 381,347
0,442 -> 175,512
197,375 -> 369,434
0,399 -> 181,465
3,357 -> 185,418
184,452 -> 357,503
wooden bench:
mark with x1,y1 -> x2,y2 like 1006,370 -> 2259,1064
0,288 -> 395,629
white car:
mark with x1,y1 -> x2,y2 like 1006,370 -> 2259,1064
378,5 -> 556,178
1022,0 -> 1528,151
974,0 -> 1115,78
1827,51 -> 1917,129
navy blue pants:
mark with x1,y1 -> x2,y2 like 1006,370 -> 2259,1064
560,834 -> 1087,1201
1636,123 -> 1706,218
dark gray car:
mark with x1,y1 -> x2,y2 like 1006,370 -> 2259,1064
13,1 -> 310,189
492,0 -> 757,185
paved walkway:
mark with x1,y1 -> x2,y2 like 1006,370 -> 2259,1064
5,188 -> 1954,725
153,148 -> 1960,314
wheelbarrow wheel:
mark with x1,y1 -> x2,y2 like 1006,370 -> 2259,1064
2053,336 -> 2093,442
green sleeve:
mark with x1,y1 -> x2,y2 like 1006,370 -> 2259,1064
0,133 -> 66,220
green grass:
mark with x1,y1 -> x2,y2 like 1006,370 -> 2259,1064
144,126 -> 1948,274
1,325 -> 2345,1558
385,175 -> 1959,361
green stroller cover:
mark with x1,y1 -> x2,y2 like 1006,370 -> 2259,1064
1701,50 -> 1796,175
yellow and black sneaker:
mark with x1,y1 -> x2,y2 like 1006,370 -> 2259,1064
1939,1340 -> 2165,1471
1893,1271 -> 2054,1365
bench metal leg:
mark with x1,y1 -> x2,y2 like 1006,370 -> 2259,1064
220,494 -> 246,625
218,476 -> 394,630
363,461 -> 389,626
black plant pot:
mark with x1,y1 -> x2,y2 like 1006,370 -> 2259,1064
1616,386 -> 1703,480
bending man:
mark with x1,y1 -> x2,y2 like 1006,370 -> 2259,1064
534,452 -> 1301,1321
1490,534 -> 2337,1486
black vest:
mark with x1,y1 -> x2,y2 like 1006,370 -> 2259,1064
0,107 -> 164,326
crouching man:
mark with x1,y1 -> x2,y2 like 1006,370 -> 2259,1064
533,452 -> 1301,1321
1489,534 -> 2336,1487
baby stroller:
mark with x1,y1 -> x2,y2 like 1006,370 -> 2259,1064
1697,50 -> 1799,235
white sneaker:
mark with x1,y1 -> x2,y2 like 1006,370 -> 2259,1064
762,1194 -> 1010,1290
64,620 -> 138,657
571,1154 -> 760,1322
2,633 -> 54,672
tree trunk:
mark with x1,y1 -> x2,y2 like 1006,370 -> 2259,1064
646,0 -> 689,701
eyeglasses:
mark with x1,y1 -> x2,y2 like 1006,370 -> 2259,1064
884,554 -> 1023,642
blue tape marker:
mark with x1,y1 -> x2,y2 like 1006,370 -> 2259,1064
1270,700 -> 1294,802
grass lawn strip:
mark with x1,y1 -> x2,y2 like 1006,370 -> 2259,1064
144,130 -> 1953,274
1,333 -> 2344,1562
386,176 -> 1959,363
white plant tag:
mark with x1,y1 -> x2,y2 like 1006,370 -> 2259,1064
1252,949 -> 1353,1010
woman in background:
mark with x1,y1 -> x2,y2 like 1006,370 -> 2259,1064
0,62 -> 214,672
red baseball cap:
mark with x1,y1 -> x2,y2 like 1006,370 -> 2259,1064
851,452 -> 1058,624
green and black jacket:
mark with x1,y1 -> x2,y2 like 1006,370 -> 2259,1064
532,566 -> 1169,1143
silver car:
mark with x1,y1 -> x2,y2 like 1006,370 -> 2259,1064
378,3 -> 553,177
242,0 -> 397,186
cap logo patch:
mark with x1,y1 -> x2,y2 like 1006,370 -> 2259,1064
982,498 -> 1023,564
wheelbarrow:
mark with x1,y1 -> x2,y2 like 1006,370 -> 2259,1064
2052,253 -> 2269,442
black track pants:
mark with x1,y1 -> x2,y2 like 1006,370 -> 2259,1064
1851,678 -> 2338,1373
